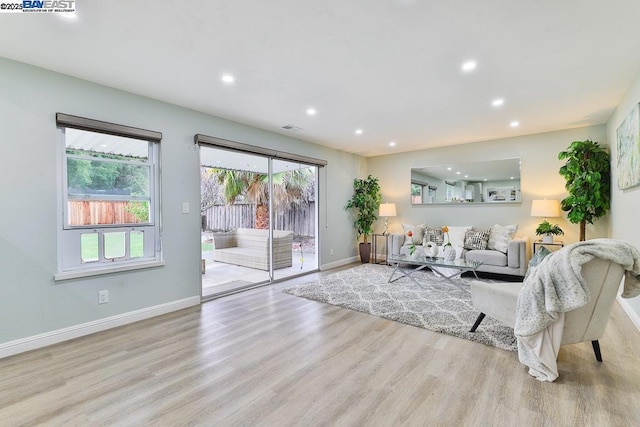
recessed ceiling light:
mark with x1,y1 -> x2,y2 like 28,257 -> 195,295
306,108 -> 316,116
389,141 -> 397,147
492,98 -> 504,107
510,121 -> 520,127
464,175 -> 469,178
447,167 -> 452,171
355,129 -> 363,135
510,176 -> 515,179
221,74 -> 235,84
461,60 -> 477,72
483,178 -> 488,181
456,171 -> 461,175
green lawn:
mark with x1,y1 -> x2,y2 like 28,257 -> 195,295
81,232 -> 144,262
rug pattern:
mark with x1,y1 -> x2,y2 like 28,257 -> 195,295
283,264 -> 517,352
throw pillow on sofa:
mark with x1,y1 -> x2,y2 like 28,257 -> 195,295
423,227 -> 445,246
464,229 -> 491,250
487,224 -> 518,253
445,226 -> 472,247
524,246 -> 552,280
402,224 -> 425,245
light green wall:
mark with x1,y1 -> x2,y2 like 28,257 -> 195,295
2,54 -> 637,349
0,57 -> 365,345
367,126 -> 609,243
607,68 -> 640,322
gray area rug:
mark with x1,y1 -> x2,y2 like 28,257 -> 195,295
283,264 -> 517,352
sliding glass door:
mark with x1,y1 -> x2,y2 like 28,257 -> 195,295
272,159 -> 318,281
199,144 -> 319,298
200,148 -> 270,297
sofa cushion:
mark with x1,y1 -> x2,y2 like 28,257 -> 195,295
464,229 -> 491,250
487,224 -> 518,253
465,249 -> 508,267
402,223 -> 425,245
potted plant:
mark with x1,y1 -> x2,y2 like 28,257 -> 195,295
345,175 -> 382,263
535,220 -> 564,244
558,140 -> 610,241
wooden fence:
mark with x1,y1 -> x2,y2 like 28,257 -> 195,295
69,200 -> 316,237
202,202 -> 315,237
68,201 -> 141,225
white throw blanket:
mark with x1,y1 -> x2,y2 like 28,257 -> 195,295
515,239 -> 640,382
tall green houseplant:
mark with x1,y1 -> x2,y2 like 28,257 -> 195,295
558,140 -> 611,241
345,175 -> 382,263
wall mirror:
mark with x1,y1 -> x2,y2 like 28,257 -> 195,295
411,158 -> 521,205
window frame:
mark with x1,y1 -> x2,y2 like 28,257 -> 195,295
56,114 -> 163,278
63,137 -> 155,230
445,181 -> 455,202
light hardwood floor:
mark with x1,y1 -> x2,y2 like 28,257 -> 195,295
2,265 -> 640,426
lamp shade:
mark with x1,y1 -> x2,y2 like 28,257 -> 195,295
531,199 -> 560,217
379,203 -> 397,217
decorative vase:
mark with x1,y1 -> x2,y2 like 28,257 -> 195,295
443,245 -> 456,261
542,234 -> 554,244
424,241 -> 439,258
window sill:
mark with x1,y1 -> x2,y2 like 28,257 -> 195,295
54,260 -> 165,281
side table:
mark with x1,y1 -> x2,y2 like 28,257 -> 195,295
372,233 -> 390,264
533,241 -> 564,254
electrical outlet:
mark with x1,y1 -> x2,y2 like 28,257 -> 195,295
330,248 -> 334,255
98,290 -> 109,304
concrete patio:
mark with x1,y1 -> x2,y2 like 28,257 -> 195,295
201,238 -> 318,297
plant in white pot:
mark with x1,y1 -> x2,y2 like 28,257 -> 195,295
345,175 -> 382,263
441,226 -> 456,261
535,220 -> 564,243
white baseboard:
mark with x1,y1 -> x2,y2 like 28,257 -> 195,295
320,256 -> 359,271
0,296 -> 201,359
617,295 -> 640,332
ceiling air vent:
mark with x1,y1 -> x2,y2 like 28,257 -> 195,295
282,124 -> 304,132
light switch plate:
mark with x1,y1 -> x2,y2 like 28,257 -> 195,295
182,202 -> 190,214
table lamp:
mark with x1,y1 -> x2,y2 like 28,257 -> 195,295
531,199 -> 561,243
379,203 -> 397,235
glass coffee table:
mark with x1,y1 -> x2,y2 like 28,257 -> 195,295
387,253 -> 483,286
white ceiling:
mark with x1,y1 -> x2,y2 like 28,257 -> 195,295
2,1 -> 640,157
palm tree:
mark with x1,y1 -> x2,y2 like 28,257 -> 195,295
210,167 -> 314,229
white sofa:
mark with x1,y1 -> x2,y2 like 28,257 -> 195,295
389,226 -> 530,280
212,228 -> 293,270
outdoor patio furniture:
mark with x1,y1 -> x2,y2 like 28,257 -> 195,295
212,228 -> 293,270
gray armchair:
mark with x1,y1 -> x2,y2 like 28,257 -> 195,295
469,257 -> 624,361
469,239 -> 640,381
